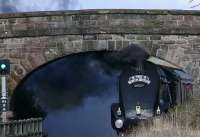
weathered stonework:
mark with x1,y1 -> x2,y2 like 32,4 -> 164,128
0,9 -> 200,91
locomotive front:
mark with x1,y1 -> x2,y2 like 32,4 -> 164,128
111,61 -> 162,133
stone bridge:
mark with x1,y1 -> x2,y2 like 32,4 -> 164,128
0,9 -> 200,91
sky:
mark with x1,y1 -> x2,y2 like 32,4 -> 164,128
79,0 -> 200,10
0,0 -> 200,13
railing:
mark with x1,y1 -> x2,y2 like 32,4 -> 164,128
0,118 -> 43,137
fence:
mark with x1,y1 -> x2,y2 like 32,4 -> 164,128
0,118 -> 43,137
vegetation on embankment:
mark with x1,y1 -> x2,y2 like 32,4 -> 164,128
129,94 -> 200,137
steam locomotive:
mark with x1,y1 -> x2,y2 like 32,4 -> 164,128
110,55 -> 193,136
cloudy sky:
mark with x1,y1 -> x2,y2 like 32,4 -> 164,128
0,0 -> 200,13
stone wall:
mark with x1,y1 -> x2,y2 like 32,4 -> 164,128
0,9 -> 200,91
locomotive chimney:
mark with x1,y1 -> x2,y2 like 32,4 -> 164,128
135,59 -> 144,74
117,44 -> 150,73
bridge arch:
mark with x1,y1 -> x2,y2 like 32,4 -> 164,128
0,9 -> 199,91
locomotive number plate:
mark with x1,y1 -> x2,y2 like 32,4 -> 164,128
128,75 -> 151,85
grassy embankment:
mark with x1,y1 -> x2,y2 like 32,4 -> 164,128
129,91 -> 200,137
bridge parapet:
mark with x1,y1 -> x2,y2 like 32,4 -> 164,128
0,9 -> 199,91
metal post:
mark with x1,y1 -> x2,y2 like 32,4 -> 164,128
1,76 -> 7,123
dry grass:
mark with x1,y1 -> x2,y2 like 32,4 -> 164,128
127,96 -> 200,137
128,117 -> 200,137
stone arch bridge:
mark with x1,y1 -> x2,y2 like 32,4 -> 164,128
0,9 -> 200,91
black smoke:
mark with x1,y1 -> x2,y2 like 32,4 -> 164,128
0,0 -> 78,13
112,44 -> 150,64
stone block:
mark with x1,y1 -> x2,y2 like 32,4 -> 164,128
8,18 -> 17,24
72,40 -> 83,52
49,16 -> 65,22
82,20 -> 97,26
82,40 -> 97,51
12,24 -> 28,31
63,41 -> 73,51
20,59 -> 33,73
0,19 -> 9,25
67,35 -> 83,41
98,34 -> 112,40
159,40 -> 176,44
136,35 -> 149,40
90,15 -> 105,20
83,35 -> 97,40
112,35 -> 125,40
13,64 -> 25,76
16,18 -> 29,24
97,40 -> 108,50
125,35 -> 135,40
122,41 -> 129,48
9,48 -> 23,58
144,20 -> 164,28
116,41 -> 123,50
150,35 -> 161,40
29,17 -> 49,22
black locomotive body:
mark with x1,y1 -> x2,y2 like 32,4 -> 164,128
111,57 -> 193,134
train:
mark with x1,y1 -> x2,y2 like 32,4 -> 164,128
110,48 -> 193,136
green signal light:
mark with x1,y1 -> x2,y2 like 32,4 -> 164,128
0,60 -> 10,75
1,64 -> 6,70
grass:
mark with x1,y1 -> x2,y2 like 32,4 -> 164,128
127,95 -> 200,137
129,119 -> 200,137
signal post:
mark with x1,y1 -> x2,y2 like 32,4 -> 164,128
0,59 -> 10,122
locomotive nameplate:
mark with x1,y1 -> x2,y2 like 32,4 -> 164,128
128,75 -> 151,87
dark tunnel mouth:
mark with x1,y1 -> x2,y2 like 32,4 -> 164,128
10,50 -> 114,113
13,50 -> 113,92
10,49 -> 123,119
10,49 -> 122,136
